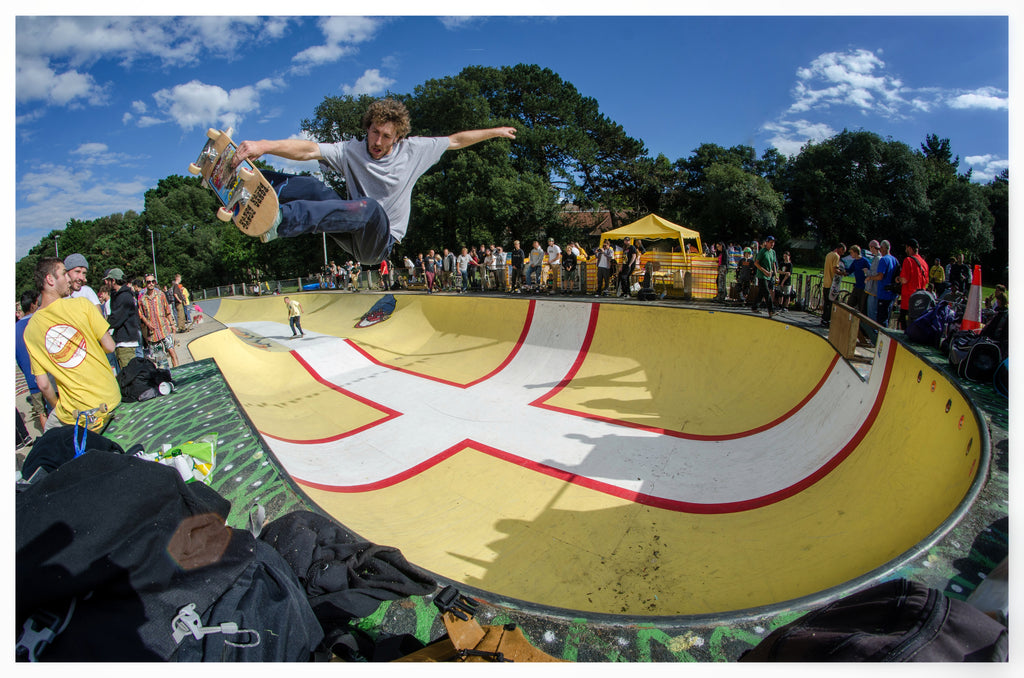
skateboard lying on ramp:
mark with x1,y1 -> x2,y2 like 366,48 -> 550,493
189,128 -> 279,237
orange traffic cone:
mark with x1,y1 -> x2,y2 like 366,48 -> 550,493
960,265 -> 983,331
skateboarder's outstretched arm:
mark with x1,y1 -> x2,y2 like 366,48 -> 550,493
233,138 -> 322,167
447,127 -> 516,150
233,127 -> 515,166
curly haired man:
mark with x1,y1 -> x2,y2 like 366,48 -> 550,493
233,98 -> 516,266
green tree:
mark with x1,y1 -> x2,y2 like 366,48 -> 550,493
666,143 -> 786,243
979,170 -> 1008,284
455,64 -> 651,230
782,129 -> 928,250
696,163 -> 784,245
915,134 -> 994,265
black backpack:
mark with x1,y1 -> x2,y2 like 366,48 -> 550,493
959,339 -> 1002,383
16,451 -> 323,661
739,579 -> 1007,662
117,356 -> 174,402
907,289 -> 935,322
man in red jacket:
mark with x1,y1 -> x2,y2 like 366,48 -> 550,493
896,238 -> 929,330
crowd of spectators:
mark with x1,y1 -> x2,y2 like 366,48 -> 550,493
15,254 -> 199,440
318,239 -> 603,296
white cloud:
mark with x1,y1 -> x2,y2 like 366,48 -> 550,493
16,17 -> 294,110
789,49 -> 905,118
763,47 -> 1008,167
150,78 -> 283,132
17,16 -> 281,68
439,17 -> 486,30
15,56 -> 108,107
762,119 -> 837,157
948,87 -> 1008,111
70,142 -> 144,167
71,143 -> 109,156
292,16 -> 382,69
964,154 -> 1008,182
16,163 -> 149,258
341,69 -> 396,97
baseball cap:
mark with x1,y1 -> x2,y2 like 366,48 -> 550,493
64,253 -> 89,270
743,247 -> 752,254
104,268 -> 125,281
907,238 -> 920,250
765,235 -> 775,241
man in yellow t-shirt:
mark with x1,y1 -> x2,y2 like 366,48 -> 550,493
284,296 -> 305,338
25,257 -> 121,432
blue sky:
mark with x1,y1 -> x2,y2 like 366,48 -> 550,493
11,7 -> 1013,260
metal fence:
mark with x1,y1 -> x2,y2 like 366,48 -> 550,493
192,265 -> 856,312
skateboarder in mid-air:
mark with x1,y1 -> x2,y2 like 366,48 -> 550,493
231,98 -> 516,266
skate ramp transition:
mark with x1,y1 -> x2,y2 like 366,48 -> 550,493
191,293 -> 988,619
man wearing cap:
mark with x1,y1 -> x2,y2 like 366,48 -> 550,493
896,239 -> 929,330
24,257 -> 120,432
139,274 -> 180,367
104,268 -> 141,369
751,236 -> 778,318
64,253 -> 103,314
736,247 -> 754,302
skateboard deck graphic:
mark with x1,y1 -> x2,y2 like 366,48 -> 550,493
189,128 -> 279,236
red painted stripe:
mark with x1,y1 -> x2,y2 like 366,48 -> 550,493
530,305 -> 843,441
343,299 -> 536,389
295,342 -> 898,514
260,350 -> 402,444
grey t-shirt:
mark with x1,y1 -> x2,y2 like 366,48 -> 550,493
318,136 -> 449,242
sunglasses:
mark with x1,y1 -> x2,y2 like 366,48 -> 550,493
146,279 -> 156,284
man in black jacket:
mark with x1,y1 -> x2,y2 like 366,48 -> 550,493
508,240 -> 525,293
103,268 -> 141,369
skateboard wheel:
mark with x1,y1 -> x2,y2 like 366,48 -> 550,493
207,128 -> 221,141
239,167 -> 254,181
217,206 -> 234,221
188,163 -> 202,175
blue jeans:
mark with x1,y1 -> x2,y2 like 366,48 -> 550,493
876,297 -> 894,329
289,316 -> 304,336
265,172 -> 395,265
864,294 -> 879,342
524,264 -> 541,287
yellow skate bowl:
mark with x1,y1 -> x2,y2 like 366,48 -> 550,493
191,293 -> 989,620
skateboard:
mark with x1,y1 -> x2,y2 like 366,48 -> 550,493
189,128 -> 279,237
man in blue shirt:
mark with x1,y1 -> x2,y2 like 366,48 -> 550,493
867,240 -> 900,329
846,245 -> 872,313
15,290 -> 50,433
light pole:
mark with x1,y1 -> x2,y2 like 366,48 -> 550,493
54,233 -> 60,258
147,228 -> 158,284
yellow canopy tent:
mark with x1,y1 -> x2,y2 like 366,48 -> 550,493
598,214 -> 703,256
